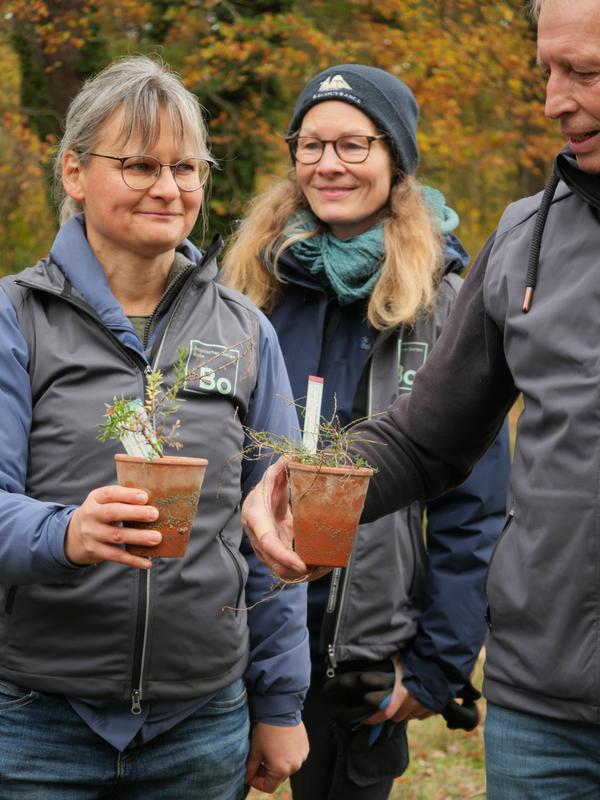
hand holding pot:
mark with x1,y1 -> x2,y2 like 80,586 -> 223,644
242,457 -> 310,580
65,485 -> 161,570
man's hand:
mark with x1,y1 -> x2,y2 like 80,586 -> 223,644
244,721 -> 309,793
323,668 -> 396,725
324,654 -> 433,743
242,459 -> 314,580
368,656 -> 433,725
441,680 -> 481,731
65,485 -> 161,570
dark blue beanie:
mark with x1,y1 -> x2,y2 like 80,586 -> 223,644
287,64 -> 419,175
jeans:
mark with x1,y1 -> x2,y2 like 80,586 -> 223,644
0,678 -> 250,800
485,702 -> 600,799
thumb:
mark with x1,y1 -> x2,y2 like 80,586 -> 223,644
244,745 -> 261,785
272,457 -> 292,521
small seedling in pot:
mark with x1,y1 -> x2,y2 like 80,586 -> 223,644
98,338 -> 254,458
97,337 -> 254,559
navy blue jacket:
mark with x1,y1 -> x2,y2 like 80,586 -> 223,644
268,239 -> 510,710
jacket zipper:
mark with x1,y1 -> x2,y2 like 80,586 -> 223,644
324,567 -> 350,678
130,569 -> 152,714
142,233 -> 222,351
142,264 -> 196,347
324,336 -> 384,678
484,508 -> 515,629
219,532 -> 244,614
131,288 -> 197,713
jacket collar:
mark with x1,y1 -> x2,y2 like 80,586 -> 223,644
47,215 -> 216,356
555,150 -> 600,212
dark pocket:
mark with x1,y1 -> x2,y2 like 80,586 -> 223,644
484,508 -> 515,600
218,533 -> 248,614
338,721 -> 409,787
0,679 -> 39,711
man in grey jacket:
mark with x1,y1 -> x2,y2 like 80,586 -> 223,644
242,1 -> 600,797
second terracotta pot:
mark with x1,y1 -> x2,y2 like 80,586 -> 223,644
287,461 -> 373,568
115,454 -> 208,558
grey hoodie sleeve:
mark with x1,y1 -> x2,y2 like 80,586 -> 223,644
352,233 -> 517,518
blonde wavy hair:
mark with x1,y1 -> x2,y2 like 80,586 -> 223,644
221,173 -> 444,331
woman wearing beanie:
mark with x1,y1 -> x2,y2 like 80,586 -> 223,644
223,64 -> 510,800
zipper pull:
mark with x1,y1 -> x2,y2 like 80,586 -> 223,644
326,644 -> 337,679
131,690 -> 142,715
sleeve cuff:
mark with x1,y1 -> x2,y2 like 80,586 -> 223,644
47,506 -> 83,570
247,691 -> 305,724
401,651 -> 457,712
253,710 -> 301,727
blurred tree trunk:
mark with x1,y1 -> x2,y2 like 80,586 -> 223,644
9,0 -> 108,139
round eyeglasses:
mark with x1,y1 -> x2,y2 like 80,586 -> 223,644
286,134 -> 387,165
78,152 -> 212,192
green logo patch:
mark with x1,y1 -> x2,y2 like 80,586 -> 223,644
398,341 -> 429,393
183,340 -> 240,397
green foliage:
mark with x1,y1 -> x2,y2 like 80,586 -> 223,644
99,334 -> 254,457
10,31 -> 54,141
243,403 -> 377,470
98,348 -> 189,458
0,38 -> 57,275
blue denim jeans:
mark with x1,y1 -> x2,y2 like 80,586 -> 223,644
485,702 -> 600,799
0,678 -> 250,799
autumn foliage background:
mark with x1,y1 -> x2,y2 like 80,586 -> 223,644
0,0 -> 561,276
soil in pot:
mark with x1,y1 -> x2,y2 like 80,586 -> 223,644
287,461 -> 373,568
115,454 -> 208,558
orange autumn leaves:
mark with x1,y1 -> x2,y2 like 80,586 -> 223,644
1,0 -> 561,273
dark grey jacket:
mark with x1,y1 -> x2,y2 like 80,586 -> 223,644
355,157 -> 600,723
483,178 -> 599,720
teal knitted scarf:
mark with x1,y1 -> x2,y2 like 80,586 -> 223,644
288,210 -> 385,306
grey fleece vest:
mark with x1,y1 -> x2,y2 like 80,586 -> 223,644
484,182 -> 600,722
328,274 -> 462,668
0,258 -> 260,704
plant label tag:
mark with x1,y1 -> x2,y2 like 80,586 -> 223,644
303,375 -> 324,455
119,400 -> 158,459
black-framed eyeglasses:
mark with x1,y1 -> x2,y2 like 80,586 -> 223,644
78,152 -> 212,192
286,134 -> 387,165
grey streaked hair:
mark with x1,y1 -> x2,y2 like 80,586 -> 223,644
55,55 -> 214,224
527,0 -> 545,22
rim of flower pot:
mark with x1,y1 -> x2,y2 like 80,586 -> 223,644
286,459 -> 373,478
114,454 -> 208,467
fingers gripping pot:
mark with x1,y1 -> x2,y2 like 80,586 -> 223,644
115,454 -> 208,558
287,461 -> 373,567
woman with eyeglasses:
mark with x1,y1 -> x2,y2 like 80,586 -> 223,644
0,56 -> 310,798
223,64 -> 510,800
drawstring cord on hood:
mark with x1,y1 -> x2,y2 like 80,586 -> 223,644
522,171 -> 560,313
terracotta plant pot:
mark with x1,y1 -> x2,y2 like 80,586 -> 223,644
287,461 -> 373,568
115,454 -> 208,558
